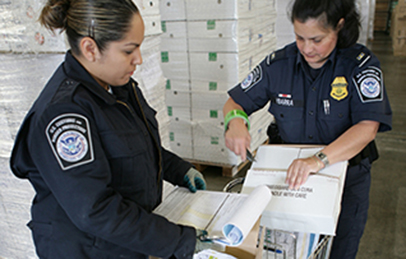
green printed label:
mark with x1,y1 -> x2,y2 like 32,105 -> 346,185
207,20 -> 216,30
209,82 -> 217,91
167,106 -> 173,116
210,136 -> 219,145
161,21 -> 167,32
169,132 -> 174,141
161,52 -> 169,63
166,79 -> 171,90
209,52 -> 217,62
210,110 -> 218,118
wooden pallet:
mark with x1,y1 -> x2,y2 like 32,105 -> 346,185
187,158 -> 251,177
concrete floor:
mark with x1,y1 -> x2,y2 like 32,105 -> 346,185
202,32 -> 406,259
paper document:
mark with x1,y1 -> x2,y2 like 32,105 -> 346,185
194,249 -> 237,259
153,185 -> 272,246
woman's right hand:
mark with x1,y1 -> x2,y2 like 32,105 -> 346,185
224,118 -> 251,161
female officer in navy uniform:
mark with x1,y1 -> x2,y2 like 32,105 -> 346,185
223,0 -> 392,258
10,0 -> 208,258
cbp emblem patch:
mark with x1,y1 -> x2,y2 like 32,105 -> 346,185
353,66 -> 383,103
46,114 -> 94,170
240,65 -> 262,91
330,76 -> 348,101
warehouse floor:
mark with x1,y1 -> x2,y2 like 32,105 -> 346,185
201,32 -> 406,259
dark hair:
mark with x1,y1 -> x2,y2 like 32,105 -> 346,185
290,0 -> 360,48
39,0 -> 139,55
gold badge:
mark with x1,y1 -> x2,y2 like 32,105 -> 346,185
330,77 -> 348,101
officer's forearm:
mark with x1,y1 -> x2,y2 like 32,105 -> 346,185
321,120 -> 379,165
223,97 -> 244,116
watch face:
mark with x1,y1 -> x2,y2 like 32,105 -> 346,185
316,152 -> 329,165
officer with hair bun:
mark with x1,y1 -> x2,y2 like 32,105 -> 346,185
10,0 -> 210,258
223,0 -> 392,258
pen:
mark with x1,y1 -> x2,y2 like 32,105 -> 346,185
323,100 -> 330,115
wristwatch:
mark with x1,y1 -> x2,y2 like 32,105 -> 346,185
315,151 -> 329,167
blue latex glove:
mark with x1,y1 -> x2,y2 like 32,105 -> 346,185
184,168 -> 206,193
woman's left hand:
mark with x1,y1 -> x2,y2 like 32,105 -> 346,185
285,157 -> 321,190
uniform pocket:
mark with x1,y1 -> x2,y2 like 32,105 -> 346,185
271,106 -> 304,143
27,221 -> 52,258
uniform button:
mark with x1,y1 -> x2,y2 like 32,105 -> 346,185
308,135 -> 313,139
308,111 -> 314,116
338,113 -> 343,118
280,114 -> 284,118
312,87 -> 316,91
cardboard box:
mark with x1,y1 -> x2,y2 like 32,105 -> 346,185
160,21 -> 188,52
392,3 -> 406,56
165,78 -> 190,91
166,105 -> 191,120
133,0 -> 160,16
225,219 -> 264,259
159,0 -> 186,21
187,19 -> 255,52
189,52 -> 252,83
160,51 -> 190,80
165,89 -> 191,107
186,0 -> 255,20
143,15 -> 163,36
241,145 -> 348,235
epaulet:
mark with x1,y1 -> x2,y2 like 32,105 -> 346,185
266,48 -> 287,65
341,45 -> 372,68
50,78 -> 80,104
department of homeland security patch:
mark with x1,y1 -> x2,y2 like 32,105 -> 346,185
353,66 -> 383,103
46,113 -> 94,170
240,65 -> 262,91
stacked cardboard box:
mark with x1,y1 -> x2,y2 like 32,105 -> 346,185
160,0 -> 276,165
0,0 -> 67,53
391,0 -> 406,56
374,0 -> 390,32
133,0 -> 171,148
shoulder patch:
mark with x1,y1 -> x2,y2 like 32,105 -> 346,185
46,113 -> 94,170
353,66 -> 383,103
240,65 -> 262,91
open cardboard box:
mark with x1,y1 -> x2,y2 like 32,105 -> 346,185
225,219 -> 264,259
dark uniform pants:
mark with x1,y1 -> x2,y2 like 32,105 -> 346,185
330,158 -> 372,259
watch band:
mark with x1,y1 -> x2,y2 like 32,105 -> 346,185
315,151 -> 329,167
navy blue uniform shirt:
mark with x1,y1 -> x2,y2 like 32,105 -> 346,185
229,43 -> 392,144
10,51 -> 195,259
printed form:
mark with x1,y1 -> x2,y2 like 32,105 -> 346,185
154,185 -> 272,246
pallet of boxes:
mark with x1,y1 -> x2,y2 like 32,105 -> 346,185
391,0 -> 406,56
160,0 -> 277,176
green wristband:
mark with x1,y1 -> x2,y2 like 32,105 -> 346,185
224,109 -> 250,131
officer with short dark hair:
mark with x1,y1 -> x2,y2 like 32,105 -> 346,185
223,0 -> 392,258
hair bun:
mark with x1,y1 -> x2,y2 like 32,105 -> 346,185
39,0 -> 71,32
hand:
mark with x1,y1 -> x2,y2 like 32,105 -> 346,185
224,118 -> 251,161
184,168 -> 206,193
195,229 -> 214,253
285,156 -> 321,190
